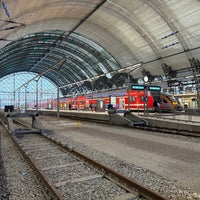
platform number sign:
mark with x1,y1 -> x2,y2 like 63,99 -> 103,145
131,85 -> 146,90
148,86 -> 161,91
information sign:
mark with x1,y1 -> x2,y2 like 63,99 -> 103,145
131,85 -> 146,90
148,86 -> 161,91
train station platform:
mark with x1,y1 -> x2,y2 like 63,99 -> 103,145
34,109 -> 147,126
141,112 -> 200,134
27,109 -> 200,134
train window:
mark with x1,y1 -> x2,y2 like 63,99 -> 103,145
166,94 -> 176,102
163,99 -> 168,103
140,96 -> 145,101
130,96 -> 135,102
79,101 -> 84,105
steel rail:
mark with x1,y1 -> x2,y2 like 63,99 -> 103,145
0,115 -> 65,200
43,134 -> 169,200
9,134 -> 65,200
1,114 -> 169,199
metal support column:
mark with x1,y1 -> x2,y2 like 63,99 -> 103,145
18,89 -> 20,112
36,80 -> 38,111
35,79 -> 39,112
127,66 -> 141,112
24,85 -> 27,112
128,76 -> 131,112
57,70 -> 60,120
13,73 -> 16,108
143,76 -> 149,116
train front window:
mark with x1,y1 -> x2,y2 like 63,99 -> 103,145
130,96 -> 135,102
166,95 -> 177,102
163,99 -> 168,103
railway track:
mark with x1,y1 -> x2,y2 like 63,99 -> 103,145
3,117 -> 169,200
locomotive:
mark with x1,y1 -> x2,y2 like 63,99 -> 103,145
160,93 -> 183,112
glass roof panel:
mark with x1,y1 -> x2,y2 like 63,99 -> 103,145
0,72 -> 59,109
0,30 -> 121,94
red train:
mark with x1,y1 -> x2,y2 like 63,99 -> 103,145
47,85 -> 162,112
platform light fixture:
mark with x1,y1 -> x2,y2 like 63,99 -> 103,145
143,76 -> 149,116
143,76 -> 148,83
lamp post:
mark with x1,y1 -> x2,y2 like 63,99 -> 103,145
18,89 -> 20,112
127,67 -> 141,112
56,70 -> 60,120
24,85 -> 27,112
91,80 -> 94,111
35,78 -> 39,112
143,76 -> 149,116
127,75 -> 131,112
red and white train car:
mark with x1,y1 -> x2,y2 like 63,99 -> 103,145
55,85 -> 162,112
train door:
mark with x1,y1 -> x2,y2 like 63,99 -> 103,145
86,100 -> 89,110
47,103 -> 53,110
119,98 -> 125,110
96,99 -> 105,111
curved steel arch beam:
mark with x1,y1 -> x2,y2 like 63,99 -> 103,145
54,42 -> 103,75
146,0 -> 197,84
50,50 -> 95,79
2,40 -> 93,83
21,32 -> 115,74
1,26 -> 120,88
145,0 -> 190,55
106,1 -> 161,60
62,34 -> 117,72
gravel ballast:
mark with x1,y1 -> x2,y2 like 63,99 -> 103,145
1,115 -> 200,199
41,116 -> 200,200
0,125 -> 54,200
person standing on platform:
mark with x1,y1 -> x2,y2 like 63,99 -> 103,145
90,103 -> 93,111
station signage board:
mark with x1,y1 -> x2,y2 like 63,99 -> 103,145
131,85 -> 161,91
148,86 -> 161,91
131,85 -> 146,90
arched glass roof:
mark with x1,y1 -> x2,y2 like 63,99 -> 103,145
0,72 -> 58,109
0,0 -> 200,96
0,30 -> 120,89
